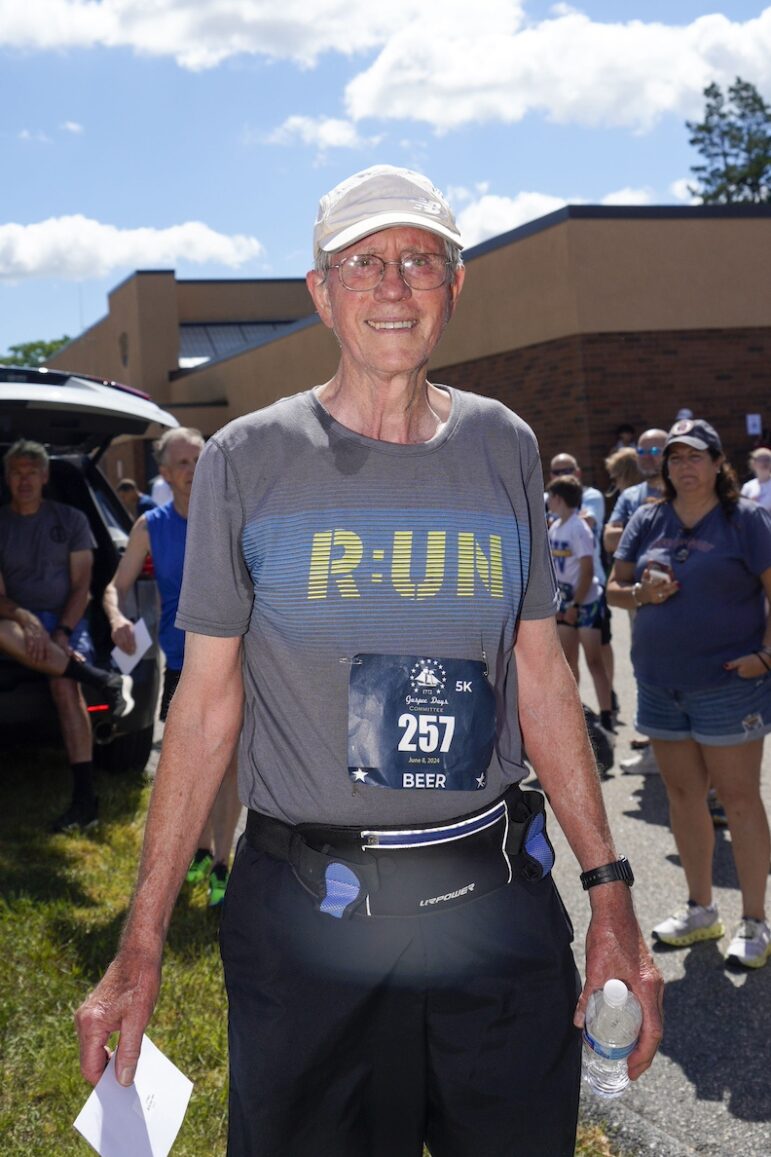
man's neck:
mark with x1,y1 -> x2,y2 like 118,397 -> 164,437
10,498 -> 43,517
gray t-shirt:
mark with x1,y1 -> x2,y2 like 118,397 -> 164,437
177,387 -> 558,826
0,500 -> 96,614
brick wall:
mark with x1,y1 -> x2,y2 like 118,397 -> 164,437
435,327 -> 771,490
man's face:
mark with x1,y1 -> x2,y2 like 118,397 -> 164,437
118,486 -> 138,513
636,432 -> 667,478
159,437 -> 202,499
752,452 -> 771,481
7,456 -> 48,512
306,226 -> 464,382
550,455 -> 580,481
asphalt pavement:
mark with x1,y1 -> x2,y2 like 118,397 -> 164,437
546,609 -> 771,1156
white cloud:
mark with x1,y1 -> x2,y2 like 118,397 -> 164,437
0,216 -> 263,280
600,187 -> 654,206
18,128 -> 52,143
60,120 -> 84,134
266,115 -> 380,151
456,192 -> 567,248
670,177 -> 701,204
1,3 -> 769,135
344,8 -> 771,133
0,0 -> 477,69
454,184 -> 655,248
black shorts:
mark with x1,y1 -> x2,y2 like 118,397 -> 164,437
220,837 -> 582,1157
160,666 -> 181,722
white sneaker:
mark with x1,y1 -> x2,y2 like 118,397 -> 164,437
725,918 -> 771,969
620,745 -> 659,775
652,902 -> 724,947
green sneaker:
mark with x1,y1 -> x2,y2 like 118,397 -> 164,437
186,848 -> 213,885
208,863 -> 229,908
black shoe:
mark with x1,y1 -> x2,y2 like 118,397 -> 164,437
104,673 -> 135,718
51,796 -> 99,833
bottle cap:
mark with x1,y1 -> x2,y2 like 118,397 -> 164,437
603,979 -> 628,1007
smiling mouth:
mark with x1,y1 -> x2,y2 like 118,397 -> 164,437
366,320 -> 416,331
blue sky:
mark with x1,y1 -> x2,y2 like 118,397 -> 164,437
1,1 -> 769,352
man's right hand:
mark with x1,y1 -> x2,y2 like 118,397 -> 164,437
111,616 -> 137,654
74,948 -> 162,1087
18,610 -> 51,663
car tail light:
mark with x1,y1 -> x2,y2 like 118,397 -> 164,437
140,552 -> 155,578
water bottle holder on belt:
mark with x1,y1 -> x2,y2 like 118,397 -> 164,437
244,786 -> 555,919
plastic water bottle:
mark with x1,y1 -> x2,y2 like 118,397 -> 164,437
582,978 -> 642,1098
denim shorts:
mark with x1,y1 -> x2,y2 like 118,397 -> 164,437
38,611 -> 94,662
636,675 -> 771,746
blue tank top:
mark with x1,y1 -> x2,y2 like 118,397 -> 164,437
145,501 -> 187,670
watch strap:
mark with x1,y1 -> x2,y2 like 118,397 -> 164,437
580,857 -> 634,890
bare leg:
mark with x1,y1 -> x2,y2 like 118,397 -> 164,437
557,623 -> 579,684
0,620 -> 69,675
702,740 -> 769,920
49,677 -> 92,763
602,642 -> 614,696
652,738 -> 714,907
579,627 -> 612,713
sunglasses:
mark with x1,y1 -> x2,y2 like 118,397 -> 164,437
550,467 -> 577,477
636,447 -> 663,456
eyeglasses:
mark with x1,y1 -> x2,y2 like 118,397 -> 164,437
636,447 -> 663,456
550,467 -> 577,477
330,253 -> 452,292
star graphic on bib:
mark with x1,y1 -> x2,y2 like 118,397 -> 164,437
351,768 -> 369,783
476,773 -> 486,789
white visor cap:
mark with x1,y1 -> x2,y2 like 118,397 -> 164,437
313,164 -> 462,257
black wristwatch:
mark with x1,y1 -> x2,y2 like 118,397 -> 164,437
580,857 -> 634,890
56,623 -> 73,638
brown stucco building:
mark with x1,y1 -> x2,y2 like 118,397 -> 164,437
47,204 -> 771,489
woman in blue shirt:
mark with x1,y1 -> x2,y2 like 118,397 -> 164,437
607,418 -> 771,970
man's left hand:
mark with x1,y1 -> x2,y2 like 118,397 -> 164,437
574,896 -> 664,1080
52,626 -> 75,657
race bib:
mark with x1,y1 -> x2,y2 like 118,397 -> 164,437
347,654 -> 496,791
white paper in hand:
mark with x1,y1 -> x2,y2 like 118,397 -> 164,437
73,1035 -> 193,1157
111,617 -> 152,675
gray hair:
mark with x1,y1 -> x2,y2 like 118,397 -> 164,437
314,236 -> 464,281
152,427 -> 204,465
4,439 -> 49,478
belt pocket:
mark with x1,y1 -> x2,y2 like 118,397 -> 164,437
505,789 -> 556,881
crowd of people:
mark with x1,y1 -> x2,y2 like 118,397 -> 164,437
2,161 -> 769,1154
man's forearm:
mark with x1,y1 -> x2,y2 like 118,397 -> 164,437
58,584 -> 90,631
521,673 -> 617,868
516,622 -> 617,871
102,582 -> 132,629
602,524 -> 623,554
0,593 -> 23,621
120,682 -> 243,955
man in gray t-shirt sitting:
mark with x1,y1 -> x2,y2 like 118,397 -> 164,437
0,440 -> 133,832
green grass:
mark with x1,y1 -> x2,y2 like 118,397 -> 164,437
1,744 -> 622,1156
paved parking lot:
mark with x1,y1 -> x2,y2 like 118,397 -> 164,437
549,610 -> 771,1156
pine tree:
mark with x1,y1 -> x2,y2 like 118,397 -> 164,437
687,77 -> 771,203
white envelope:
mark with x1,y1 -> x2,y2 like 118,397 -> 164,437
73,1035 -> 193,1157
111,617 -> 152,675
